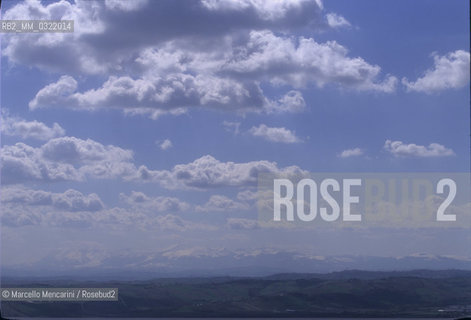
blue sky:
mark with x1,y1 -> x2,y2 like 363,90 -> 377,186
0,0 -> 470,276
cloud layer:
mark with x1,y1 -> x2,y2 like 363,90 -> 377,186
1,136 -> 306,190
0,137 -> 135,184
4,0 -> 400,119
1,187 -> 209,231
135,155 -> 307,189
120,191 -> 190,213
2,187 -> 104,212
3,0 -> 326,74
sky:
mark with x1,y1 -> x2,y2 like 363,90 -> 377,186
0,0 -> 470,276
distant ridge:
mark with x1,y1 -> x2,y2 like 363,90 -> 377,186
266,269 -> 471,280
3,252 -> 471,280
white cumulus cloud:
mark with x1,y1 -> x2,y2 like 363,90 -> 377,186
226,218 -> 260,230
339,148 -> 363,158
3,0 -> 325,75
384,140 -> 455,158
134,155 -> 307,189
26,30 -> 396,117
119,191 -> 190,213
1,112 -> 65,140
221,30 -> 397,92
159,139 -> 173,150
1,137 -> 308,190
196,195 -> 249,212
0,137 -> 136,184
326,13 -> 351,28
249,124 -> 301,143
402,50 -> 470,93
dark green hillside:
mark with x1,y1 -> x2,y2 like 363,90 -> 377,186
2,270 -> 471,318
